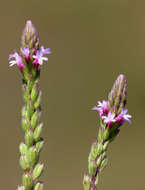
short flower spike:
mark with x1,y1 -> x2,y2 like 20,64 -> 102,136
83,74 -> 132,190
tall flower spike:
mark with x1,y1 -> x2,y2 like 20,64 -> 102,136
84,74 -> 131,190
9,20 -> 51,190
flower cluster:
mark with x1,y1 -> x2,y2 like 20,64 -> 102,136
9,46 -> 51,69
93,100 -> 131,127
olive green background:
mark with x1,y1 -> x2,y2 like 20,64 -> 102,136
0,0 -> 144,189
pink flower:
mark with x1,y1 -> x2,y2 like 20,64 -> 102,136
33,46 -> 51,65
39,46 -> 51,55
102,112 -> 116,127
92,100 -> 109,117
9,50 -> 25,69
115,108 -> 132,124
21,48 -> 30,60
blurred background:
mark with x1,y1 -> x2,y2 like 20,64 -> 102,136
0,0 -> 144,189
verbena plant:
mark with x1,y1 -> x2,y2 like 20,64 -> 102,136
9,20 -> 131,190
83,74 -> 131,190
9,20 -> 51,190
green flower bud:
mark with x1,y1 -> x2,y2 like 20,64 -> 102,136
32,163 -> 44,180
31,110 -> 39,130
34,91 -> 42,109
100,157 -> 108,172
36,140 -> 44,153
101,152 -> 106,161
19,143 -> 28,155
27,80 -> 33,91
89,141 -> 97,159
28,146 -> 37,166
19,155 -> 30,170
88,159 -> 96,177
22,117 -> 29,132
22,105 -> 27,117
26,98 -> 34,118
98,130 -> 103,143
34,182 -> 43,190
23,84 -> 32,105
96,143 -> 103,156
22,173 -> 33,189
25,130 -> 34,147
96,156 -> 102,167
103,129 -> 109,140
31,82 -> 38,102
103,141 -> 109,151
34,123 -> 43,141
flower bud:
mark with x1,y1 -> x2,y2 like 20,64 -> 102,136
32,163 -> 44,180
31,81 -> 39,102
31,110 -> 40,130
19,143 -> 28,155
28,146 -> 37,166
34,90 -> 42,109
25,130 -> 34,147
108,74 -> 127,115
88,159 -> 97,177
34,123 -> 43,141
21,20 -> 40,55
100,157 -> 108,172
19,155 -> 30,170
36,140 -> 44,153
22,117 -> 29,132
34,182 -> 44,190
22,173 -> 33,189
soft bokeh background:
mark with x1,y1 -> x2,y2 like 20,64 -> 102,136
0,0 -> 144,189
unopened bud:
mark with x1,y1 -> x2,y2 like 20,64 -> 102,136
34,123 -> 43,141
21,20 -> 40,55
36,140 -> 44,153
28,146 -> 37,166
108,74 -> 127,114
32,163 -> 44,180
22,173 -> 33,189
19,155 -> 30,170
34,182 -> 44,190
19,142 -> 28,155
25,130 -> 34,147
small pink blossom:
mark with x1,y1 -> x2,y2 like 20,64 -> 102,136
9,50 -> 25,69
92,100 -> 109,117
39,46 -> 51,55
21,48 -> 30,60
115,108 -> 132,124
102,112 -> 116,127
33,46 -> 51,65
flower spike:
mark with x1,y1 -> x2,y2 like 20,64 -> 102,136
9,20 -> 50,190
84,74 -> 132,190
